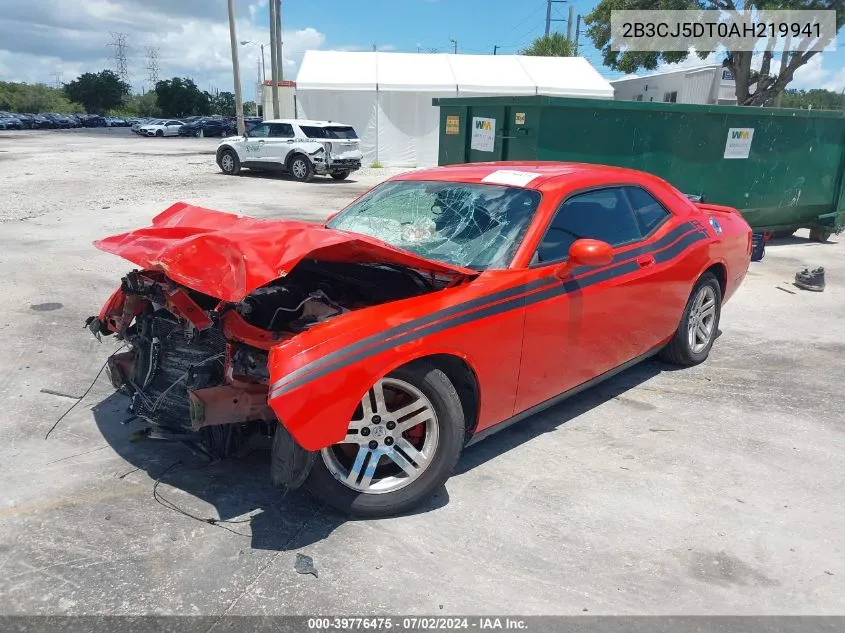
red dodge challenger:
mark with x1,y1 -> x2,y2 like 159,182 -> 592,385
88,162 -> 752,516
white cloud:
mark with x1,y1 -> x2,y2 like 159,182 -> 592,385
0,0 -> 326,96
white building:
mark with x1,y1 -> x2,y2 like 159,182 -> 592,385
611,65 -> 737,105
294,50 -> 615,167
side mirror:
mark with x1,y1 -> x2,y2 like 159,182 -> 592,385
553,239 -> 613,279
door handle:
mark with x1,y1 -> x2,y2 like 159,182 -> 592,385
257,139 -> 265,144
637,255 -> 655,267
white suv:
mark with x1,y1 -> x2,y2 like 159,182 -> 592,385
216,119 -> 363,182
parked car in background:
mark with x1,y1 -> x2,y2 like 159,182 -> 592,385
40,113 -> 76,128
21,113 -> 52,129
139,119 -> 185,137
104,116 -> 128,127
0,114 -> 24,130
216,119 -> 363,182
82,115 -> 106,127
10,113 -> 35,129
131,118 -> 154,134
178,117 -> 234,137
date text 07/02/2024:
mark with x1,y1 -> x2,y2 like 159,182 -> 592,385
306,617 -> 528,630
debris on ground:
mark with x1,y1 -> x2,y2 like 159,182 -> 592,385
794,267 -> 826,292
295,553 -> 318,578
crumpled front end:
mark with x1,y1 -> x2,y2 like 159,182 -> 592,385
87,203 -> 469,483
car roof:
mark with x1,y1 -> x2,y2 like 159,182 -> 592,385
263,119 -> 353,127
391,161 -> 668,193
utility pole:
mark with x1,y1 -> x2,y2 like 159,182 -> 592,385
450,38 -> 458,54
145,46 -> 159,88
268,0 -> 280,118
226,0 -> 245,136
574,15 -> 581,55
493,45 -> 500,55
545,0 -> 568,38
107,32 -> 130,86
567,5 -> 575,40
274,0 -> 284,81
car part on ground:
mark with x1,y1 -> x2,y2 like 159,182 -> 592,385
794,267 -> 826,292
87,163 -> 752,516
216,118 -> 363,182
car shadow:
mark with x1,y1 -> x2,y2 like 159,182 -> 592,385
768,235 -> 837,246
456,357 -> 671,475
91,392 -> 447,550
222,170 -> 359,185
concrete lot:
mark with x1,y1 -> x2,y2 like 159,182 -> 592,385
0,129 -> 843,615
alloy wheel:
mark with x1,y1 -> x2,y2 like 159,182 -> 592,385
321,378 -> 439,494
687,285 -> 717,353
291,159 -> 308,180
221,153 -> 234,172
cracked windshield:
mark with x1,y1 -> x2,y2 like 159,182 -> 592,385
327,181 -> 542,270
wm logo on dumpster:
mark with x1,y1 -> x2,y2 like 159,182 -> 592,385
731,130 -> 751,140
475,119 -> 493,131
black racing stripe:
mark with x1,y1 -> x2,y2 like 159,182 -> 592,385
570,221 -> 696,277
267,276 -> 559,393
271,288 -> 538,397
269,226 -> 711,398
654,229 -> 709,263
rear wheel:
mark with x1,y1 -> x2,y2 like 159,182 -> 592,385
305,363 -> 464,517
659,272 -> 722,366
330,171 -> 350,181
218,149 -> 240,175
288,154 -> 314,182
155,129 -> 164,137
809,226 -> 832,243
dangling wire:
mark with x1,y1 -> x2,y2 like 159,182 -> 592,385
44,344 -> 127,440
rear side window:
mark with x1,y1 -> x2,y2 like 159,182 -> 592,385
535,188 -> 642,264
624,186 -> 670,235
268,123 -> 294,137
299,125 -> 358,139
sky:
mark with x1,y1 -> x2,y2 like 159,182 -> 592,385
1,0 -> 844,98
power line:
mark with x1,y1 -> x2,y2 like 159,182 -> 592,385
107,32 -> 130,85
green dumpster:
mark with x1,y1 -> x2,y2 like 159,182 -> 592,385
434,95 -> 845,239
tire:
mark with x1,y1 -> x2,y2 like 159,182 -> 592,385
305,362 -> 465,517
809,226 -> 832,243
659,272 -> 722,366
330,171 -> 350,181
218,149 -> 241,175
155,129 -> 164,137
288,154 -> 314,182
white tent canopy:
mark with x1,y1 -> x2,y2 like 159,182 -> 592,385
295,51 -> 615,167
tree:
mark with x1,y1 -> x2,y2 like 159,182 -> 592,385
522,32 -> 576,56
209,91 -> 236,116
243,101 -> 257,116
111,92 -> 162,117
585,0 -> 845,106
0,81 -> 82,112
773,87 -> 845,109
154,78 -> 211,117
64,70 -> 130,113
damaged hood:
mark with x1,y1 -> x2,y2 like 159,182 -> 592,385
94,202 -> 477,302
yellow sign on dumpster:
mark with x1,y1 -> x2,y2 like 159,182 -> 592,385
445,115 -> 460,135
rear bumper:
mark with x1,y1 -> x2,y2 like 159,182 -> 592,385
316,158 -> 362,174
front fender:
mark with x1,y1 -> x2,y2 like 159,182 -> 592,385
268,343 -> 481,451
265,271 -> 531,451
